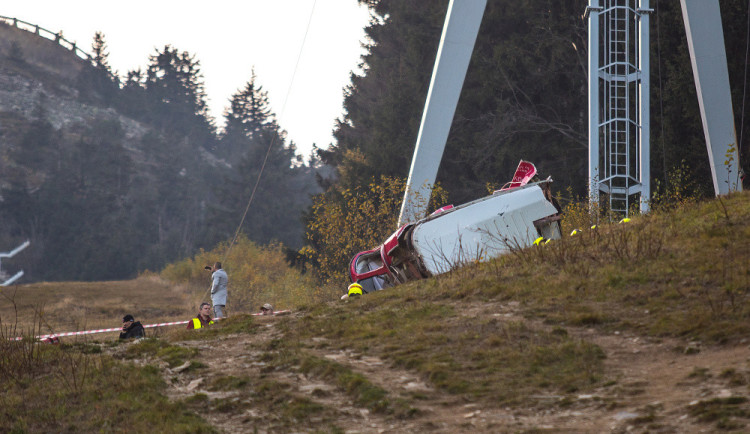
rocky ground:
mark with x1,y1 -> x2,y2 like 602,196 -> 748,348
120,304 -> 750,433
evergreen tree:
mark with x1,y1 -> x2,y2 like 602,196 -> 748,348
119,68 -> 147,113
649,0 -> 749,194
91,32 -> 114,75
5,118 -> 140,281
221,69 -> 274,161
42,120 -> 136,280
442,0 -> 588,200
328,0 -> 749,206
330,0 -> 591,202
211,75 -> 317,248
76,32 -> 120,105
145,45 -> 215,137
327,0 -> 446,190
136,46 -> 219,262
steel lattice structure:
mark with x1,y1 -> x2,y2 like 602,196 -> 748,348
587,0 -> 651,218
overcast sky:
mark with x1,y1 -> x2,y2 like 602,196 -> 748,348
2,1 -> 371,157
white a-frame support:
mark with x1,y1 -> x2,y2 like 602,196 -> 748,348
398,0 -> 487,227
680,0 -> 743,194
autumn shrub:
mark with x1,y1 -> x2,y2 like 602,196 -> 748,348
303,175 -> 448,285
649,160 -> 703,212
559,192 -> 596,236
161,235 -> 318,313
559,161 -> 704,234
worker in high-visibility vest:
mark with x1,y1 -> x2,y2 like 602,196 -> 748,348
340,282 -> 364,300
187,302 -> 214,329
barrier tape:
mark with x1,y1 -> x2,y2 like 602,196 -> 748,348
251,309 -> 290,316
10,310 -> 292,341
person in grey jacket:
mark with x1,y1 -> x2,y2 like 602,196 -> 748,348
210,262 -> 228,318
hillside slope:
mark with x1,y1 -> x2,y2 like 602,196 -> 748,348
151,187 -> 750,432
149,310 -> 749,432
0,21 -> 150,208
2,192 -> 750,432
0,20 -> 223,281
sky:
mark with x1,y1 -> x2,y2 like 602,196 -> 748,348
2,1 -> 372,158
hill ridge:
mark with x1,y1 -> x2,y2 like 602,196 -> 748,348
0,15 -> 96,65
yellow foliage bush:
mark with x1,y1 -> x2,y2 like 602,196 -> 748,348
304,175 -> 448,285
161,235 -> 319,314
650,161 -> 702,212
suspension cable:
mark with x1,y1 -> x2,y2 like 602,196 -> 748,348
224,0 -> 318,261
203,1 -> 318,302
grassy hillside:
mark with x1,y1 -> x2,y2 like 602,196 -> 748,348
1,191 -> 749,432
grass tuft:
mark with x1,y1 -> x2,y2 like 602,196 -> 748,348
688,396 -> 750,430
298,355 -> 393,413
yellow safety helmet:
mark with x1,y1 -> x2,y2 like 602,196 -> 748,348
348,282 -> 363,297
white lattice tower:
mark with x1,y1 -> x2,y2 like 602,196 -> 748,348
587,0 -> 651,218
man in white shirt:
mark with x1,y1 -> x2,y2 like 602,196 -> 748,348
210,262 -> 228,318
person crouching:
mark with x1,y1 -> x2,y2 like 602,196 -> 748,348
260,303 -> 274,315
119,314 -> 145,340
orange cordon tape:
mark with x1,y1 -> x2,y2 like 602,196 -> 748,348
11,310 -> 292,341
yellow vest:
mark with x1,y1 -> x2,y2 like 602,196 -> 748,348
192,318 -> 214,329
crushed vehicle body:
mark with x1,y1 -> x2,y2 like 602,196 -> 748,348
350,170 -> 561,294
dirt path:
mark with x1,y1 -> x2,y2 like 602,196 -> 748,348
150,308 -> 749,433
582,330 -> 750,432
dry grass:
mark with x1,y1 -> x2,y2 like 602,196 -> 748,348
0,345 -> 215,433
273,284 -> 609,404
484,191 -> 750,343
0,274 -> 191,339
